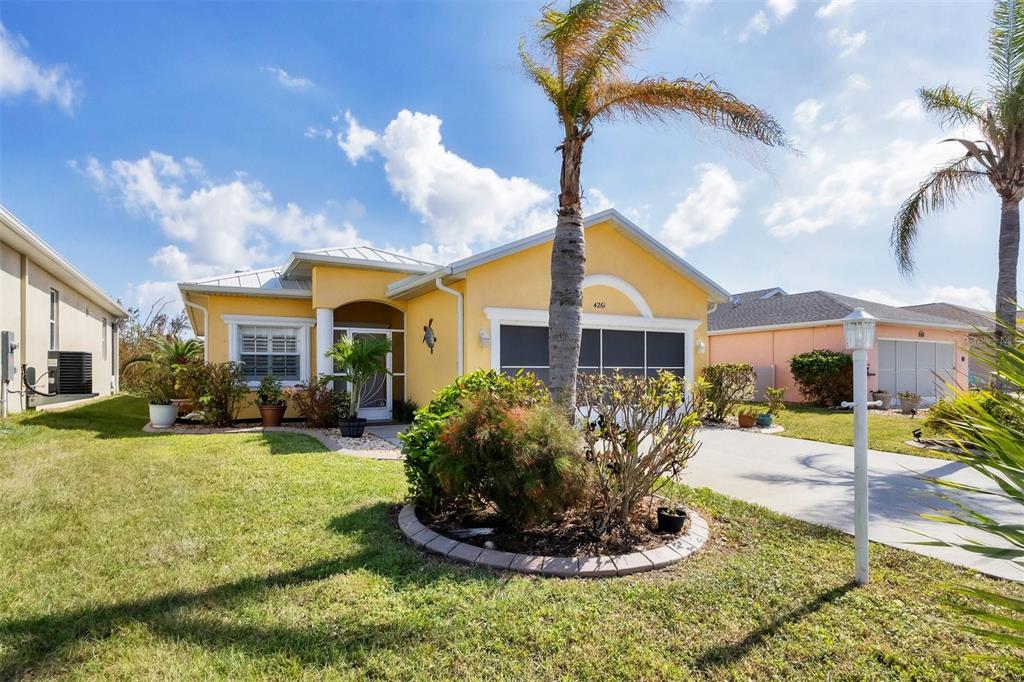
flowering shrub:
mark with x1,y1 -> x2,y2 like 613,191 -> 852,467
400,369 -> 548,509
286,374 -> 336,428
577,371 -> 702,533
435,391 -> 587,526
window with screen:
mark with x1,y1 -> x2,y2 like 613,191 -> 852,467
49,289 -> 59,350
239,326 -> 300,382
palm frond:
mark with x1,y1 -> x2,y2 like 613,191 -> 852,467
592,76 -> 789,147
919,84 -> 985,127
989,0 -> 1024,97
519,38 -> 564,115
891,152 -> 988,274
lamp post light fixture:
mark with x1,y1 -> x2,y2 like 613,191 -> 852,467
842,307 -> 877,586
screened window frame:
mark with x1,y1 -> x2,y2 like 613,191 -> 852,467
49,289 -> 59,351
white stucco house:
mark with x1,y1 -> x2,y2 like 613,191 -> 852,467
0,205 -> 128,415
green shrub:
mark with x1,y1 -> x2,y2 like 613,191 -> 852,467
790,350 -> 853,406
925,390 -> 1024,435
285,374 -> 337,428
392,398 -> 420,424
765,386 -> 786,416
254,374 -> 286,407
196,362 -> 248,427
400,369 -> 549,509
435,391 -> 587,526
332,391 -> 352,424
700,363 -> 756,422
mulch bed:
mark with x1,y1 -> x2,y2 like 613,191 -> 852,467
422,496 -> 689,557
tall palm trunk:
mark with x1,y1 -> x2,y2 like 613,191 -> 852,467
548,130 -> 588,408
996,196 -> 1021,343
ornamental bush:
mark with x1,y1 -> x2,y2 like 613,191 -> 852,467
400,369 -> 549,509
789,350 -> 853,406
700,363 -> 756,422
196,361 -> 249,426
925,390 -> 1024,436
435,391 -> 588,526
285,374 -> 337,428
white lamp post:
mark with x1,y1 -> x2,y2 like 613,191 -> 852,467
842,307 -> 877,586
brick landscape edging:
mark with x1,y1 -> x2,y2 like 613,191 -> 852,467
398,504 -> 709,578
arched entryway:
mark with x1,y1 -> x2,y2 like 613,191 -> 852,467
330,300 -> 405,421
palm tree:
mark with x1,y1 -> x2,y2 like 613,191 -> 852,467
892,0 -> 1024,342
520,0 -> 788,407
124,335 -> 203,371
326,335 -> 392,420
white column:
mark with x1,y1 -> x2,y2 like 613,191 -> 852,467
852,347 -> 870,585
315,307 -> 334,380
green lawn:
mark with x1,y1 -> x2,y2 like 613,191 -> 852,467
1,397 -> 1020,680
773,404 -> 947,459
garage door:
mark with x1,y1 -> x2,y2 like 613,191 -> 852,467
498,325 -> 686,384
877,340 -> 955,403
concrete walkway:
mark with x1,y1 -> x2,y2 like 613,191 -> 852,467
365,423 -> 404,446
683,429 -> 1021,581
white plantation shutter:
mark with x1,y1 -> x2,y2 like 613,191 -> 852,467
240,326 -> 301,381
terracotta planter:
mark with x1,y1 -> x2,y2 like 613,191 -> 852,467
258,404 -> 286,427
737,413 -> 757,428
149,403 -> 178,428
171,398 -> 193,416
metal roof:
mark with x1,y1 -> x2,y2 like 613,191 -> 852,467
295,245 -> 438,267
185,267 -> 311,292
709,289 -> 973,333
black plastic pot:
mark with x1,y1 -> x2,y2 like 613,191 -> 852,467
339,417 -> 367,438
656,506 -> 687,533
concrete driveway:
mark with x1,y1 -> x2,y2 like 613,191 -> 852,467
683,428 -> 1022,582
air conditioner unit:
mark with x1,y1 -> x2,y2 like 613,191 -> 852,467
48,351 -> 93,394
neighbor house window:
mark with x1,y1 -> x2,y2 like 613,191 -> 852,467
239,326 -> 301,382
49,289 -> 59,350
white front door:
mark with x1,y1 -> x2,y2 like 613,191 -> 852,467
333,327 -> 392,421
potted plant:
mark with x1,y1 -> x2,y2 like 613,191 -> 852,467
898,391 -> 922,414
756,386 -> 786,427
872,389 -> 893,410
656,496 -> 688,533
326,335 -> 392,438
736,405 -> 757,428
146,369 -> 178,428
255,374 -> 287,427
125,335 -> 204,415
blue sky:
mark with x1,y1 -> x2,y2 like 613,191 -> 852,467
0,0 -> 1011,315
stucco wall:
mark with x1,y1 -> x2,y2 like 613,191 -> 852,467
709,322 -> 969,402
1,239 -> 119,414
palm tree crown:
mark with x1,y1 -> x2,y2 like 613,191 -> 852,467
893,0 -> 1024,338
520,0 -> 788,407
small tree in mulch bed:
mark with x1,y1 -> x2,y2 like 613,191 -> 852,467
700,363 -> 756,422
577,371 -> 702,534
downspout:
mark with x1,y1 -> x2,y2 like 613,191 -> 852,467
183,299 -> 210,362
434,277 -> 463,376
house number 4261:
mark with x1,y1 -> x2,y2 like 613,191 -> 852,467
592,301 -> 606,309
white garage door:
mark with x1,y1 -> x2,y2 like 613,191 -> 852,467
498,324 -> 686,384
877,339 -> 955,403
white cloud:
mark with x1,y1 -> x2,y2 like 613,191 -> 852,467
337,109 -> 553,253
585,188 -> 615,212
74,151 -> 363,284
124,280 -> 183,316
763,137 -> 958,237
0,23 -> 80,113
739,11 -> 771,42
886,98 -> 925,121
658,164 -> 741,254
793,99 -> 824,129
337,110 -> 380,164
849,288 -> 908,308
844,74 -> 870,93
304,125 -> 333,139
828,27 -> 867,56
768,0 -> 797,20
816,0 -> 854,18
926,285 -> 995,311
261,66 -> 313,90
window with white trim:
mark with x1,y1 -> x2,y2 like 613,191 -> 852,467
102,317 -> 108,360
239,326 -> 301,382
49,289 -> 59,350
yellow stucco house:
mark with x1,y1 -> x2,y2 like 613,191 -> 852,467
178,209 -> 729,420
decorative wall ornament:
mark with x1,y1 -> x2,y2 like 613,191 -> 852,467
422,318 -> 437,354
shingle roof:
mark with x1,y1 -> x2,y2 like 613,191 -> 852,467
901,302 -> 994,332
709,289 -> 972,332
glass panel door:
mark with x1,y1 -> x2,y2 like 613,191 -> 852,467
333,327 -> 392,421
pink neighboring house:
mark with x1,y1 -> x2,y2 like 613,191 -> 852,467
708,288 -> 974,404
